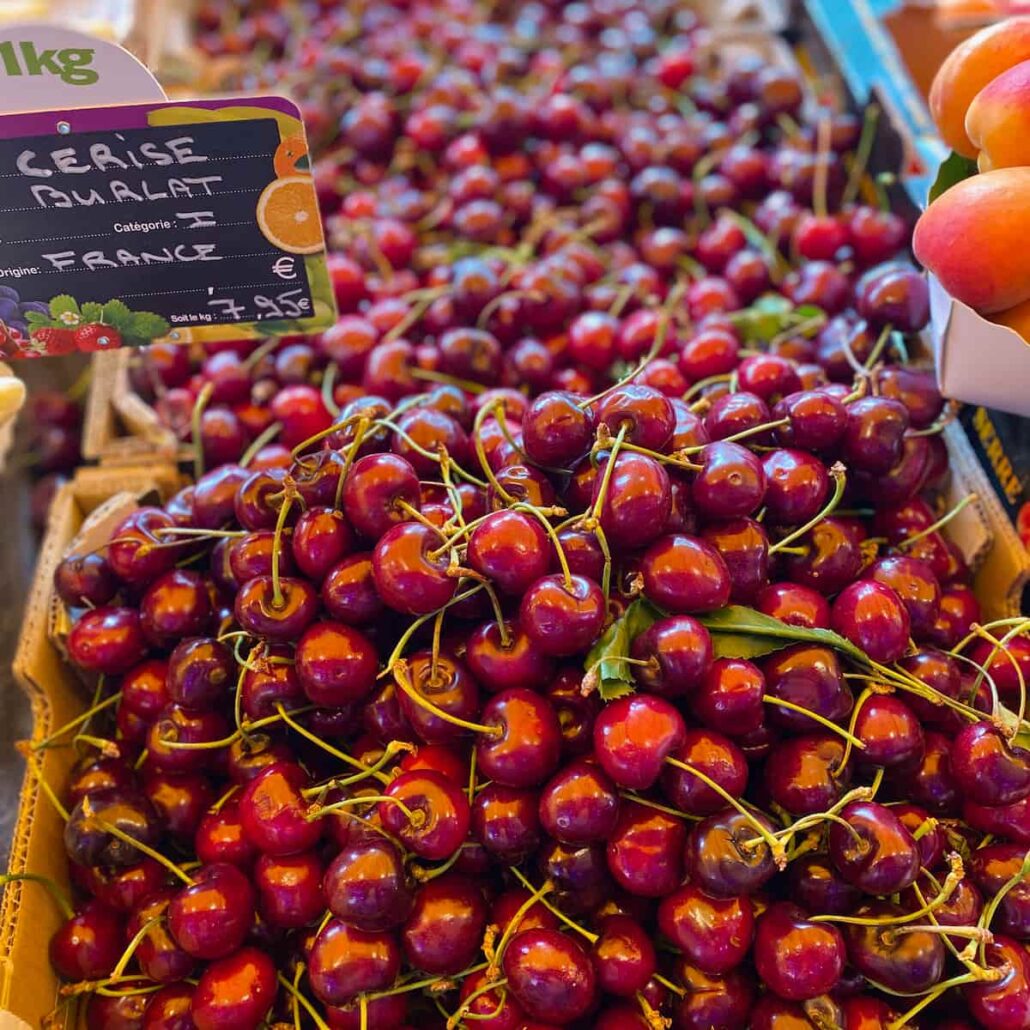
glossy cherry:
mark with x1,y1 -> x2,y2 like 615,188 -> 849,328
402,874 -> 487,975
502,928 -> 597,1024
167,862 -> 255,961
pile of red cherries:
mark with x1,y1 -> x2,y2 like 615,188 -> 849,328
20,0 -> 1030,1028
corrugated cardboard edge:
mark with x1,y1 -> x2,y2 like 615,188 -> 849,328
0,464 -> 182,1027
82,351 -> 180,466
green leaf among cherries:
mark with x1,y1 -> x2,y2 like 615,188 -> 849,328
928,150 -> 978,204
585,602 -> 867,701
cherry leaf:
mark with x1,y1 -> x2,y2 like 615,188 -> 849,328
585,598 -> 661,702
699,606 -> 866,663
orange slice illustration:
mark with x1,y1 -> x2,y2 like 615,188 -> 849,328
274,134 -> 309,177
256,175 -> 324,255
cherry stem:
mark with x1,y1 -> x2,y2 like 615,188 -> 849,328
240,421 -> 283,468
970,622 -> 1030,730
309,793 -> 417,825
0,872 -> 74,920
682,372 -> 733,403
366,962 -> 489,1001
335,415 -> 372,509
385,287 -> 450,343
509,867 -> 599,944
843,104 -> 881,208
392,660 -> 500,737
978,848 -> 1030,965
382,584 -> 485,673
664,756 -> 786,867
277,972 -> 331,1030
840,685 -> 877,769
270,490 -> 294,610
762,694 -> 866,750
275,704 -> 391,782
410,365 -> 488,395
112,916 -> 162,981
23,752 -> 71,821
447,979 -> 509,1028
412,842 -> 466,883
396,499 -> 449,539
813,115 -> 832,219
952,617 -> 1030,655
887,971 -> 989,1030
472,400 -> 517,505
588,423 -> 629,524
190,381 -> 215,481
898,493 -> 978,552
514,502 -> 573,591
620,791 -> 701,822
321,362 -> 340,418
302,741 -> 411,795
94,819 -> 193,885
489,879 -> 554,977
242,337 -> 281,371
32,692 -> 121,751
768,462 -> 847,554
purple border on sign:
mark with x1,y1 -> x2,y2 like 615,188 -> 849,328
0,95 -> 301,138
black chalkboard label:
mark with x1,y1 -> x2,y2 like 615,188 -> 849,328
0,96 -> 335,357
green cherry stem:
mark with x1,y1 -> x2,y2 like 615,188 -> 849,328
761,695 -> 866,750
664,756 -> 786,867
275,703 -> 391,781
240,421 -> 283,468
94,820 -> 194,886
488,879 -> 554,977
278,971 -> 332,1030
32,692 -> 122,751
509,867 -> 599,944
0,872 -> 74,920
768,462 -> 847,555
191,381 -> 215,481
897,493 -> 978,552
392,660 -> 500,737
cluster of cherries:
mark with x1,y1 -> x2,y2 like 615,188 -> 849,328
14,0 -> 1030,1028
23,387 -> 85,532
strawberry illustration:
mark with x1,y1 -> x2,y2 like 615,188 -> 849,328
28,325 -> 76,356
74,322 -> 123,352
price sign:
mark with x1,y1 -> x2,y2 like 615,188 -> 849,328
0,95 -> 336,357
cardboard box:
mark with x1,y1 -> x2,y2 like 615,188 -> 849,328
0,464 -> 182,1028
928,276 -> 1030,419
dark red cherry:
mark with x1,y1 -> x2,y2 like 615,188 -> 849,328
852,695 -> 924,768
68,606 -> 147,674
704,391 -> 771,443
538,759 -> 620,845
321,553 -> 383,626
141,983 -> 195,1029
324,839 -> 412,931
146,705 -> 229,774
397,649 -> 480,744
844,900 -> 945,994
591,915 -> 656,998
690,657 -> 766,738
144,769 -> 213,840
597,384 -> 675,451
969,843 -> 1030,938
684,808 -> 778,897
519,574 -> 606,657
191,947 -> 276,1028
538,839 -> 612,915
693,441 -> 766,520
661,728 -> 748,816
402,874 -> 487,975
476,688 -> 562,788
763,645 -> 850,734
831,580 -> 911,664
841,397 -> 909,474
290,507 -> 353,583
380,769 -> 470,861
372,521 -> 456,616
658,883 -> 754,974
54,552 -> 118,607
631,615 -> 713,697
785,517 -> 863,596
467,510 -> 550,595
49,900 -> 123,981
522,391 -> 595,467
754,901 -> 845,1002
295,620 -> 378,707
592,451 -> 672,549
641,533 -> 731,613
607,802 -> 686,897
239,762 -> 321,857
594,694 -> 686,790
766,733 -> 849,815
195,800 -> 255,868
829,801 -> 919,895
454,970 -> 524,1030
761,449 -> 829,527
64,788 -> 161,869
867,555 -> 941,638
342,453 -> 421,539
308,918 -> 401,1005
472,783 -> 541,863
503,929 -> 597,1025
756,582 -> 831,629
254,849 -> 324,929
701,516 -> 770,603
787,853 -> 862,916
120,658 -> 171,721
465,619 -> 555,694
166,637 -> 232,711
108,508 -> 181,585
952,721 -> 1030,807
671,961 -> 755,1030
234,575 -> 319,641
964,935 -> 1030,1030
167,863 -> 254,961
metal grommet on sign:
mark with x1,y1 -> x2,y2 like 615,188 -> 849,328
56,121 -> 71,135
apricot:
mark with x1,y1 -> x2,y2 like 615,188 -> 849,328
988,296 -> 1030,339
913,168 -> 1030,313
929,16 -> 1030,158
966,60 -> 1030,170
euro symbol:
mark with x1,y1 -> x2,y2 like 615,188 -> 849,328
272,256 -> 297,280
